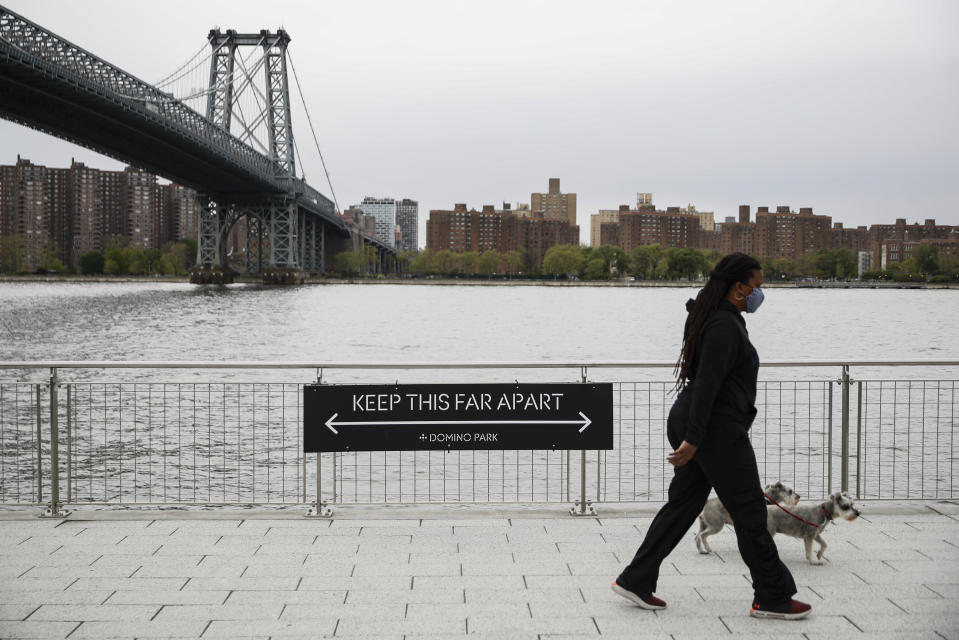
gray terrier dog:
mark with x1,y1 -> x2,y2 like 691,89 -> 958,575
694,482 -> 799,554
767,490 -> 861,565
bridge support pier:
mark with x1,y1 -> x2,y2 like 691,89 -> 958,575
190,197 -> 234,284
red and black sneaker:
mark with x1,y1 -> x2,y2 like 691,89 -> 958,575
610,582 -> 667,610
749,599 -> 812,620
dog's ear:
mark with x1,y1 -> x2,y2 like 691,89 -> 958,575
832,491 -> 842,501
774,482 -> 784,490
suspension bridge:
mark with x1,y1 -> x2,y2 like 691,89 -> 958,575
0,5 -> 396,283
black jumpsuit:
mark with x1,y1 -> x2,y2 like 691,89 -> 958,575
616,299 -> 796,606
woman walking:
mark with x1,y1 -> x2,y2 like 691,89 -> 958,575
611,253 -> 811,620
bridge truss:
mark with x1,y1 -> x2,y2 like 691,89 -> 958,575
0,6 -> 396,284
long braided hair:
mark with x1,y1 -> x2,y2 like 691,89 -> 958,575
674,253 -> 761,389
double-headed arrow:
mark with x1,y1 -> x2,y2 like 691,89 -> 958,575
324,412 -> 592,435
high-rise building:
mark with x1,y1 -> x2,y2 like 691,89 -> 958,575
0,157 -> 198,270
395,198 -> 418,251
531,178 -> 576,227
426,203 -> 578,270
590,209 -> 620,247
754,206 -> 832,260
358,197 -> 397,248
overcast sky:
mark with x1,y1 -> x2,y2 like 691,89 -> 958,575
3,0 -> 957,246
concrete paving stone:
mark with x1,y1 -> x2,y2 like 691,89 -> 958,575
925,583 -> 959,597
855,568 -> 958,584
465,587 -> 583,604
26,604 -> 159,621
804,633 -> 947,640
0,620 -> 79,638
468,614 -> 597,635
281,602 -> 406,619
244,552 -> 309,565
0,561 -> 34,578
412,575 -> 527,590
581,585 -> 701,604
358,527 -> 426,538
11,577 -> 84,590
154,543 -> 261,556
653,573 -> 751,588
242,561 -> 355,578
134,563 -> 247,578
0,604 -> 37,621
66,620 -> 209,638
105,589 -> 230,605
691,585 -> 820,603
334,616 -> 466,635
721,613 -> 860,633
23,563 -> 142,579
316,526 -> 362,536
845,612 -> 959,634
11,540 -> 72,554
258,533 -> 317,545
68,577 -> 187,591
459,541 -> 556,553
808,583 -> 945,599
346,587 -> 463,604
297,576 -> 412,590
886,597 -> 959,614
407,602 -> 530,619
181,577 -> 299,590
61,521 -> 153,531
329,519 -> 420,529
0,590 -> 111,605
352,560 -> 460,576
211,534 -> 268,546
529,601 -> 644,618
152,602 -> 284,621
524,575 -> 613,590
202,619 -> 336,638
424,518 -> 511,528
567,560 -> 625,575
227,590 -> 347,605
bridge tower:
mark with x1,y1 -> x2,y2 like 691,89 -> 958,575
191,29 -> 306,284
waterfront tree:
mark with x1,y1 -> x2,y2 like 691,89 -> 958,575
504,249 -> 524,278
457,251 -> 478,276
79,251 -> 105,275
542,244 -> 585,278
432,249 -> 456,275
593,244 -> 629,277
912,245 -> 939,275
477,250 -> 500,277
584,257 -> 609,280
664,247 -> 708,280
630,244 -> 665,279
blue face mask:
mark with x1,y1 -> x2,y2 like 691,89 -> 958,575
746,286 -> 764,313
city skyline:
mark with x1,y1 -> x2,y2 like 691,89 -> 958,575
0,0 -> 955,248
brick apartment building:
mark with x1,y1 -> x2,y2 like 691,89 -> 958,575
426,203 -> 579,270
598,204 -> 703,253
0,156 -> 200,270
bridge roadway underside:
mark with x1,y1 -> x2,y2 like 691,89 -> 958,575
0,59 -> 277,196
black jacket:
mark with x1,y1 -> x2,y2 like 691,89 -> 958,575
674,299 -> 759,448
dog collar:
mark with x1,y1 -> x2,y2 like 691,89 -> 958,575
821,503 -> 834,522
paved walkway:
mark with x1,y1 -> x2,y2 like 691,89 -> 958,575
0,501 -> 957,639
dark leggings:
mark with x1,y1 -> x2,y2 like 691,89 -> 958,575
616,413 -> 796,605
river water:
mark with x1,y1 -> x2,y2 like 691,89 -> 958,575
2,281 -> 957,376
0,282 -> 957,506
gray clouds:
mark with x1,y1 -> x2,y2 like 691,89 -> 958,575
3,0 -> 957,245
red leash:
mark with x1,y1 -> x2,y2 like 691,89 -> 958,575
764,493 -> 832,530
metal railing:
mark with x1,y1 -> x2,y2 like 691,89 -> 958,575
1,360 -> 956,516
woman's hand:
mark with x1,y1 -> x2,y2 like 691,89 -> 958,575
666,441 -> 697,467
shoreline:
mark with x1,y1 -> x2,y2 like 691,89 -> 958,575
0,275 -> 956,289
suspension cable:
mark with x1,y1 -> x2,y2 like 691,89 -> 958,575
288,50 -> 341,214
154,40 -> 211,89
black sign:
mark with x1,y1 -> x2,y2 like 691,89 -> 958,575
304,383 -> 613,452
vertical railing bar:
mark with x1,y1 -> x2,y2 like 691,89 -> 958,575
827,381 -> 833,495
36,383 -> 42,504
856,380 -> 864,500
840,365 -> 850,494
66,383 -> 72,505
46,368 -> 61,517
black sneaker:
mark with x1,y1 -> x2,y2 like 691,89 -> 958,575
610,581 -> 667,610
750,599 -> 812,620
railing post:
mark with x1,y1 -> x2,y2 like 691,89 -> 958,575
840,364 -> 851,494
827,382 -> 833,493
307,369 -> 331,517
856,380 -> 862,499
570,366 -> 595,516
42,368 -> 67,518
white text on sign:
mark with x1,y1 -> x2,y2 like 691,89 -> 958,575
352,392 -> 565,413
